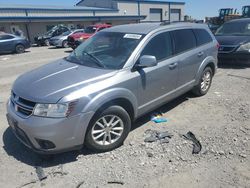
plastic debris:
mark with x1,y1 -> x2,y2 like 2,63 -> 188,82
144,129 -> 173,143
151,112 -> 168,123
183,131 -> 202,154
35,166 -> 47,181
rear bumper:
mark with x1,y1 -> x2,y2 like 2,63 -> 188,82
218,52 -> 250,64
6,99 -> 95,154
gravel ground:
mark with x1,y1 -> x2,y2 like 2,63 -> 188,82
0,47 -> 249,188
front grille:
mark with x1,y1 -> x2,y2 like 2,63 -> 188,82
218,45 -> 237,53
11,92 -> 36,118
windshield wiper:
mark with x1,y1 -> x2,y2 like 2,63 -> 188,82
82,51 -> 106,68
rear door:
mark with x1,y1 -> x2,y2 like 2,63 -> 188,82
136,31 -> 178,113
171,29 -> 201,88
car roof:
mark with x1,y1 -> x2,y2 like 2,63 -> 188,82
104,22 -> 209,34
226,18 -> 250,24
89,24 -> 111,28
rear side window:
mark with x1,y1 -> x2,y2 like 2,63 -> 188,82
171,29 -> 196,54
141,32 -> 173,61
193,29 -> 213,46
0,35 -> 14,40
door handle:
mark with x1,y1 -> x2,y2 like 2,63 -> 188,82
198,52 -> 204,57
169,62 -> 178,70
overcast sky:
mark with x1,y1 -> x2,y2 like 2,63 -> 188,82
0,0 -> 249,19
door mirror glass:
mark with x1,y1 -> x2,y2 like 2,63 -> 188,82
137,55 -> 157,68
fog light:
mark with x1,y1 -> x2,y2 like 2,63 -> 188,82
36,139 -> 56,150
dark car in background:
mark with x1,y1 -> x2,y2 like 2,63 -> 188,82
0,33 -> 30,54
68,24 -> 112,49
215,18 -> 250,64
34,25 -> 70,46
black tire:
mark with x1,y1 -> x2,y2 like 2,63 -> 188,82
192,67 -> 213,97
62,40 -> 69,48
85,106 -> 131,152
44,39 -> 50,46
15,44 -> 25,54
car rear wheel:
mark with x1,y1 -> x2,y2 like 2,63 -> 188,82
15,44 -> 25,54
62,40 -> 69,48
192,67 -> 213,96
85,106 -> 131,152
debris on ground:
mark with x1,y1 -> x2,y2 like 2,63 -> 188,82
144,129 -> 173,143
182,131 -> 202,154
17,180 -> 37,188
151,112 -> 168,123
107,180 -> 125,185
35,166 -> 47,181
50,164 -> 68,177
76,181 -> 85,188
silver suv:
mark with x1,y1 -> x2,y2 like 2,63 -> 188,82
6,22 -> 218,154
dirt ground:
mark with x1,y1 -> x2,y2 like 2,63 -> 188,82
0,47 -> 249,188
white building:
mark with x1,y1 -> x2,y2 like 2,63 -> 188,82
0,0 -> 185,42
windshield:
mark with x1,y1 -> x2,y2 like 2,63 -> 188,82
215,22 -> 250,36
45,26 -> 58,36
66,32 -> 145,69
61,31 -> 71,36
84,26 -> 97,34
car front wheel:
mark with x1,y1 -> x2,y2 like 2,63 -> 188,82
85,106 -> 131,152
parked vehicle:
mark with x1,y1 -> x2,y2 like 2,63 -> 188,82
68,24 -> 111,49
215,18 -> 250,64
34,25 -> 70,46
242,6 -> 250,18
208,23 -> 220,34
6,22 -> 218,154
49,29 -> 85,48
0,33 -> 30,54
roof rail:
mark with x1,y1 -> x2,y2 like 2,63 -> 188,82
160,20 -> 192,26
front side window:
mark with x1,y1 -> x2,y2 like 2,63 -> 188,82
66,32 -> 145,69
171,29 -> 196,54
194,29 -> 213,46
141,32 -> 173,61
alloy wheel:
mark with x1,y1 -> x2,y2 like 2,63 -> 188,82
91,115 -> 124,146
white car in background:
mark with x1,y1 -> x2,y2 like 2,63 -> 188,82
49,29 -> 85,48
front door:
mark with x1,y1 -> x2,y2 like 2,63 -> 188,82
135,31 -> 179,115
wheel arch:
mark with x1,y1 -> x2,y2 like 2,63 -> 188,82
82,88 -> 138,122
195,56 -> 217,85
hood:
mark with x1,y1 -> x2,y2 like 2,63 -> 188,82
13,59 -> 117,103
215,35 -> 250,46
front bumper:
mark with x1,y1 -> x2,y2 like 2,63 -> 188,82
218,52 -> 250,64
6,99 -> 94,154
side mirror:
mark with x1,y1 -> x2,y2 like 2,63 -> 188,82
137,55 -> 157,68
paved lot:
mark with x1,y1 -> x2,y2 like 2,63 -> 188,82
0,47 -> 249,188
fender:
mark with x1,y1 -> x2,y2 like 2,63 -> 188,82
81,88 -> 138,118
194,56 -> 217,85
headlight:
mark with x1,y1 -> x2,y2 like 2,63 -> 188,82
237,42 -> 250,52
33,103 -> 74,118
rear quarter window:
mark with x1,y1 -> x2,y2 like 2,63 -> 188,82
193,29 -> 213,46
0,35 -> 14,40
171,29 -> 196,54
